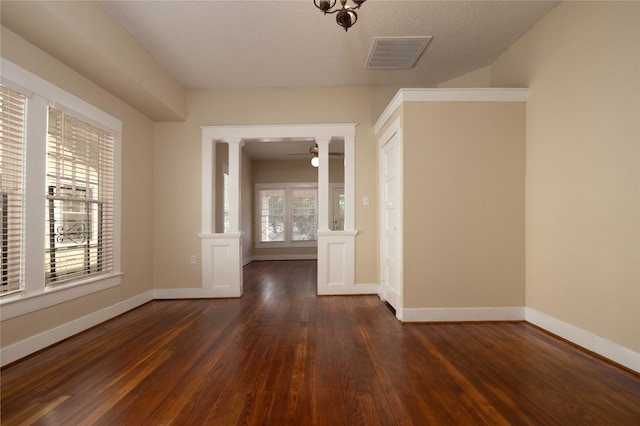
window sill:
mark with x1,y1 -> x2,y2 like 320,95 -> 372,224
0,272 -> 122,320
255,240 -> 318,249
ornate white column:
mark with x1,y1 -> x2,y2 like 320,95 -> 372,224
201,136 -> 215,235
226,138 -> 244,233
199,133 -> 243,297
315,137 -> 331,232
316,135 -> 359,295
343,134 -> 355,231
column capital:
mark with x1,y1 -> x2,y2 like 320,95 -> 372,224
224,138 -> 245,147
315,137 -> 331,147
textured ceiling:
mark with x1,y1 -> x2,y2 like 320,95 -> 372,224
100,0 -> 559,90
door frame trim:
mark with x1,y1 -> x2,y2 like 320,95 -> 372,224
200,123 -> 358,295
378,117 -> 404,319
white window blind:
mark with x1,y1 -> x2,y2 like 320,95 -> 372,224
292,188 -> 317,241
0,85 -> 26,296
45,108 -> 115,285
256,184 -> 318,247
259,189 -> 285,242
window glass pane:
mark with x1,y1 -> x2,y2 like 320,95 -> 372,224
259,189 -> 285,242
292,188 -> 317,241
0,85 -> 26,295
45,108 -> 115,285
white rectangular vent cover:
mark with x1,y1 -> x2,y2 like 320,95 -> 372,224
365,36 -> 432,69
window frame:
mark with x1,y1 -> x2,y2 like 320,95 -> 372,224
45,107 -> 115,286
0,58 -> 122,321
290,187 -> 318,242
257,187 -> 286,243
255,182 -> 318,249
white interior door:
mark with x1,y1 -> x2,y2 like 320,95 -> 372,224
380,130 -> 402,317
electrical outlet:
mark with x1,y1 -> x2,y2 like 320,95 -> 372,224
190,255 -> 197,265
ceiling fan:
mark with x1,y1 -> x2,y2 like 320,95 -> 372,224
287,144 -> 343,158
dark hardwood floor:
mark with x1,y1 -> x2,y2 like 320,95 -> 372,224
2,260 -> 640,425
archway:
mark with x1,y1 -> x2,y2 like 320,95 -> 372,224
199,124 -> 357,296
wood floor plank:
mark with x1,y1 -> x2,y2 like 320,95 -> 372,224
2,260 -> 640,425
1,395 -> 69,426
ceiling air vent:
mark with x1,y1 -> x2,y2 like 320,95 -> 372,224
365,36 -> 432,69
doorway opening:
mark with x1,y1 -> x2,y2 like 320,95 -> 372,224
200,124 -> 357,297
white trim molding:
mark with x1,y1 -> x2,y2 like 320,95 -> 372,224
401,307 -> 526,323
153,287 -> 241,299
318,283 -> 378,296
1,58 -> 122,134
0,290 -> 153,367
200,123 -> 358,296
374,88 -> 529,134
526,308 -> 640,373
0,273 -> 122,321
0,58 -> 123,323
200,233 -> 243,297
316,230 -> 358,295
250,254 -> 318,262
376,117 -> 404,319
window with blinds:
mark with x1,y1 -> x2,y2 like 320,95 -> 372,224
256,184 -> 318,246
0,86 -> 26,296
259,189 -> 285,242
45,108 -> 115,285
292,188 -> 317,241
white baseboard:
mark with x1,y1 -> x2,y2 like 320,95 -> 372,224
317,283 -> 379,296
401,306 -> 525,323
5,293 -> 637,375
525,308 -> 640,373
250,254 -> 317,262
0,290 -> 153,367
155,283 -> 378,298
154,287 -> 242,299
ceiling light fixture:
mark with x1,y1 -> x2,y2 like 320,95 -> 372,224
313,0 -> 366,32
311,155 -> 320,168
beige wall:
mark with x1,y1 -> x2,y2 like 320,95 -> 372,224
153,87 -> 380,290
0,1 -> 185,121
491,1 -> 640,352
252,160 -> 318,184
372,86 -> 404,123
0,27 -> 155,347
252,158 -> 344,184
402,102 -> 525,309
